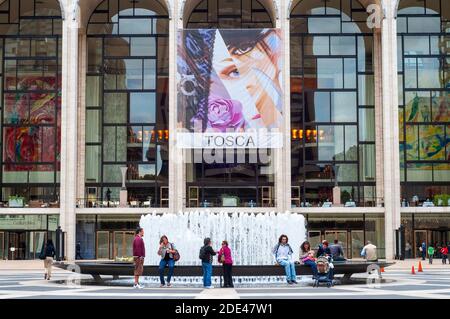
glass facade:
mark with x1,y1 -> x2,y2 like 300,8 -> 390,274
305,213 -> 385,259
76,214 -> 139,260
398,0 -> 450,205
0,214 -> 59,260
185,0 -> 273,29
184,0 -> 276,207
0,0 -> 62,206
290,0 -> 376,207
85,0 -> 169,207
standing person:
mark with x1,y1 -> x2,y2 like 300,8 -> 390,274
428,244 -> 435,264
43,239 -> 55,280
157,235 -> 177,288
199,238 -> 217,289
361,241 -> 378,262
132,227 -> 145,289
440,245 -> 448,264
421,241 -> 426,260
329,239 -> 346,261
405,242 -> 412,259
299,241 -> 318,279
272,235 -> 297,285
218,241 -> 234,288
76,241 -> 82,260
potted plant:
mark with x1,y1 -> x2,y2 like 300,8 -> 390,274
8,195 -> 25,208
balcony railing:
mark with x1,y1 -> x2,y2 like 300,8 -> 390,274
76,198 -> 165,208
291,197 -> 384,208
0,199 -> 60,208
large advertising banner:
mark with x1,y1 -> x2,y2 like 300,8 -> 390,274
177,29 -> 283,149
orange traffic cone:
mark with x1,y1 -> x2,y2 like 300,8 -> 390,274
411,265 -> 416,274
418,261 -> 423,272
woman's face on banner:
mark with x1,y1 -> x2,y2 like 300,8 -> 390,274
214,30 -> 283,128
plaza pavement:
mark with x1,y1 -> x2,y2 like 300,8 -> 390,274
0,259 -> 449,299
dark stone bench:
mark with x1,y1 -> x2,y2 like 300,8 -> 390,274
54,260 -> 393,285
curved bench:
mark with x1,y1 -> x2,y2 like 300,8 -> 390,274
54,260 -> 393,285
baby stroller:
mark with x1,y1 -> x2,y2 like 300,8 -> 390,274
313,256 -> 334,288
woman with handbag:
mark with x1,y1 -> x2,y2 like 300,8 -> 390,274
157,235 -> 179,288
218,240 -> 234,288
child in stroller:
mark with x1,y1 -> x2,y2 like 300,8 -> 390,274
313,256 -> 334,288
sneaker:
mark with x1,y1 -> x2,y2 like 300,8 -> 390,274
167,283 -> 172,288
204,286 -> 214,289
134,284 -> 145,289
160,284 -> 165,288
292,280 -> 298,284
287,280 -> 293,285
44,274 -> 47,280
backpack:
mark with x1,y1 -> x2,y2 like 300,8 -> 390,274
199,246 -> 207,260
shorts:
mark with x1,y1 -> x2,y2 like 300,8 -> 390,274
134,257 -> 144,276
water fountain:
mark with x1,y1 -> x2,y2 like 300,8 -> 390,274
139,210 -> 306,266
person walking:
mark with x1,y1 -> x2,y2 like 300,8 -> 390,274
76,241 -> 82,260
273,234 -> 297,285
43,239 -> 55,280
427,244 -> 435,264
218,240 -> 233,288
361,241 -> 378,262
299,241 -> 318,279
329,239 -> 345,261
199,238 -> 217,289
157,235 -> 177,288
420,241 -> 426,260
440,245 -> 448,265
132,227 -> 145,289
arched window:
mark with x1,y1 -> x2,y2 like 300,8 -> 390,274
397,0 -> 450,202
185,0 -> 273,29
182,0 -> 277,207
0,0 -> 62,205
290,0 -> 376,207
85,0 -> 169,207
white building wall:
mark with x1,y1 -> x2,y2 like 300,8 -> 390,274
4,0 -> 449,262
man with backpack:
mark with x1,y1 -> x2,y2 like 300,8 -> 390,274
199,238 -> 217,289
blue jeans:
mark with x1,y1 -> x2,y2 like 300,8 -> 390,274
159,259 -> 175,285
303,259 -> 318,278
278,259 -> 297,282
202,262 -> 213,287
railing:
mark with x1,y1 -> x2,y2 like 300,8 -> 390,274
76,198 -> 160,208
0,200 -> 60,208
291,197 -> 385,208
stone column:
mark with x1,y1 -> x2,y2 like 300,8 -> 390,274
374,28 -> 384,207
270,0 -> 289,212
59,16 -> 80,262
77,29 -> 87,203
381,3 -> 401,260
169,1 -> 184,213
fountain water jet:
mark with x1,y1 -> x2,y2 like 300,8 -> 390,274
139,211 -> 306,266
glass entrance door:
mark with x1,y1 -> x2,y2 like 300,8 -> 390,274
351,230 -> 364,259
113,231 -> 134,259
8,232 -> 26,260
96,231 -> 110,259
325,231 -> 348,258
414,230 -> 427,258
308,231 -> 321,253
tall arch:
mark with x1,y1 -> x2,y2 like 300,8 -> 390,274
184,0 -> 276,28
289,1 -> 378,217
83,0 -> 170,212
0,0 -> 63,205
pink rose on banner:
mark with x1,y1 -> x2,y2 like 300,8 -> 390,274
207,96 -> 245,132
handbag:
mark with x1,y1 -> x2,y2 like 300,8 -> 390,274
220,255 -> 225,263
39,243 -> 46,260
171,243 -> 180,262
